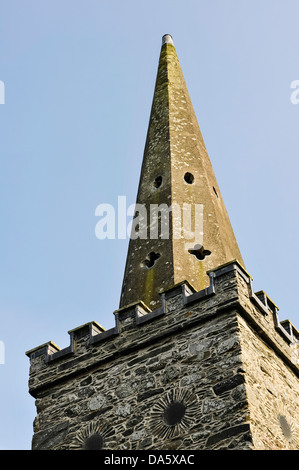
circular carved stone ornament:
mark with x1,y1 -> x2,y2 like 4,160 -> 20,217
149,388 -> 199,440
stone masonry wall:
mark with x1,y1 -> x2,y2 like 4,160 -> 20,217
31,310 -> 251,450
238,315 -> 299,450
26,262 -> 298,450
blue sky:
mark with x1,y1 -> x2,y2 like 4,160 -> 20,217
0,0 -> 298,450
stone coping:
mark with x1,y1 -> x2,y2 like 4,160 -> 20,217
25,260 -> 297,368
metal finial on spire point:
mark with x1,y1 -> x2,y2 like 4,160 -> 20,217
162,34 -> 174,46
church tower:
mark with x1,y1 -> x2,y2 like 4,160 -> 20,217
26,35 -> 299,451
120,34 -> 243,310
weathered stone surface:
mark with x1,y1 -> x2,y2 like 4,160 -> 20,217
238,314 -> 299,450
206,424 -> 251,447
119,36 -> 244,311
213,374 -> 245,395
26,263 -> 299,450
115,404 -> 131,418
89,393 -> 106,411
32,421 -> 69,450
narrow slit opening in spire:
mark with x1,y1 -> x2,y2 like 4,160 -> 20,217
213,186 -> 219,198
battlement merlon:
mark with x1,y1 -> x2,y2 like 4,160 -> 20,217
25,261 -> 299,397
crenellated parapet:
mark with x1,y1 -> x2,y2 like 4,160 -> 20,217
26,260 -> 298,399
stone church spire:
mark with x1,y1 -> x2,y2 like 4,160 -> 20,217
119,34 -> 244,309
